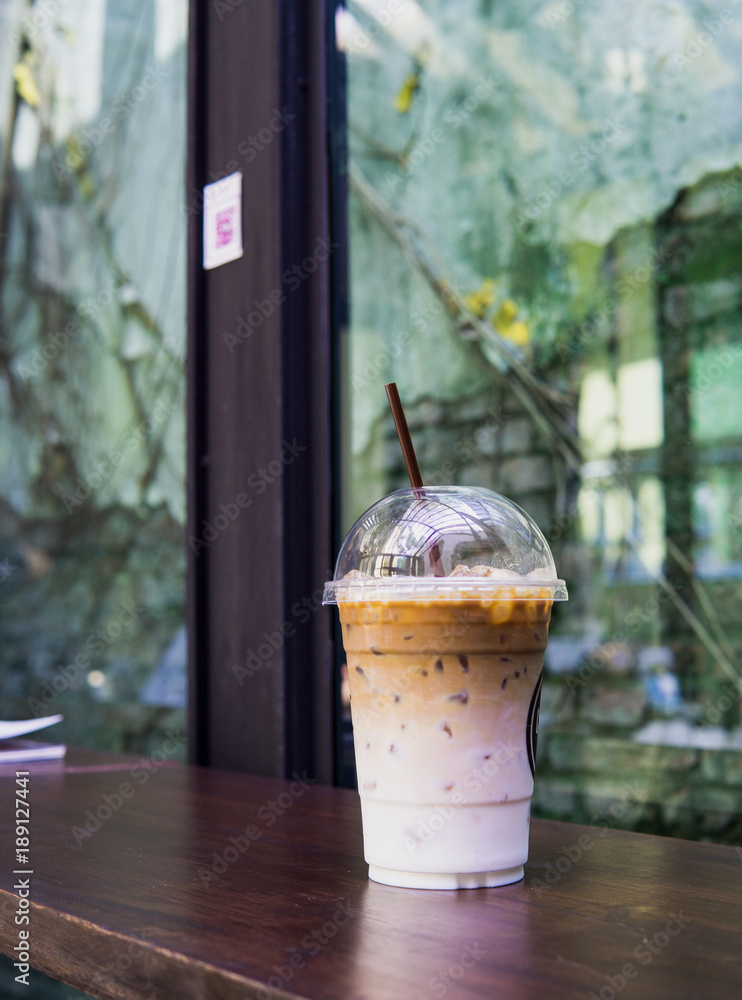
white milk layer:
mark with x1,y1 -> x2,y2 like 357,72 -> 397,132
360,797 -> 531,875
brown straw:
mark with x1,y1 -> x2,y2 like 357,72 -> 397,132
385,383 -> 444,575
385,382 -> 423,489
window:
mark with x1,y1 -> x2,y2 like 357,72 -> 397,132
339,0 -> 742,842
2,0 -> 738,849
0,0 -> 188,757
0,0 -> 336,783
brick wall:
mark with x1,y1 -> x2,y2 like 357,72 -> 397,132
536,675 -> 742,843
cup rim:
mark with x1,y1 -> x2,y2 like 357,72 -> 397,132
322,576 -> 568,604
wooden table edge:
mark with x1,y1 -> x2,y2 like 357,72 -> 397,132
0,895 -> 304,1000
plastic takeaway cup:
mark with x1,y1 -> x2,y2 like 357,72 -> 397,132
323,486 -> 568,889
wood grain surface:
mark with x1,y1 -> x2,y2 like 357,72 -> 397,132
0,751 -> 740,1000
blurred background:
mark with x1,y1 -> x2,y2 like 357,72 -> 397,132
338,0 -> 742,844
0,0 -> 187,759
1,0 -> 741,995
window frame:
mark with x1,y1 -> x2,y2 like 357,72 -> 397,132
186,0 -> 340,782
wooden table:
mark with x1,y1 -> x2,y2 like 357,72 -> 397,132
0,748 -> 740,1000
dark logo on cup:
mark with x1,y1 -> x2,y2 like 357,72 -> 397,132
526,672 -> 543,778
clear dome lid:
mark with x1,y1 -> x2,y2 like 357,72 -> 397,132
323,486 -> 568,603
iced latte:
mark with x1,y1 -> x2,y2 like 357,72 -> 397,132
324,487 -> 566,889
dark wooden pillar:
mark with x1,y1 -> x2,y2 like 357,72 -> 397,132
187,0 -> 336,782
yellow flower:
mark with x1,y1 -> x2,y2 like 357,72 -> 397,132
464,279 -> 497,318
394,73 -> 420,114
495,299 -> 518,323
65,136 -> 86,172
494,299 -> 530,347
13,61 -> 40,108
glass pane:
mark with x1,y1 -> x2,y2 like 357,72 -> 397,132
0,0 -> 188,756
339,0 -> 742,841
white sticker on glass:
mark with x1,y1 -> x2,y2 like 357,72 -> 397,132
203,171 -> 243,270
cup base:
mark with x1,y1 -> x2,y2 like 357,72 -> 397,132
367,863 -> 524,890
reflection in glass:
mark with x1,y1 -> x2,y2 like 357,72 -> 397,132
0,1 -> 188,754
340,0 -> 742,840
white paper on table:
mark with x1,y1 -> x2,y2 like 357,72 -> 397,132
0,715 -> 63,740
